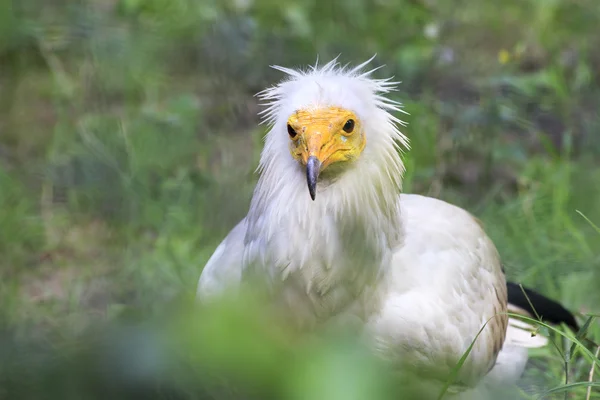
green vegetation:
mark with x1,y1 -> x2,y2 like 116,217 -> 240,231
1,0 -> 599,398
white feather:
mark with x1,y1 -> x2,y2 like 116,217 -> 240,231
197,58 -> 553,397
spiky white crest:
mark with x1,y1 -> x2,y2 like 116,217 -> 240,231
239,57 -> 411,322
257,56 -> 409,134
251,56 -> 410,211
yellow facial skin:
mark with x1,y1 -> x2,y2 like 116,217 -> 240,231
287,106 -> 366,171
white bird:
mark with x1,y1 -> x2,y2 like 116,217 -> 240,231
197,58 -> 578,398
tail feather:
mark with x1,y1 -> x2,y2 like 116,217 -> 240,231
503,281 -> 579,350
506,281 -> 579,332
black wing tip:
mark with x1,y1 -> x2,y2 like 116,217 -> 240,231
506,281 -> 579,332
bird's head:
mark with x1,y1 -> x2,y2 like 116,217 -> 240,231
255,56 -> 409,206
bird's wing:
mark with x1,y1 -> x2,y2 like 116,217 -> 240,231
373,194 -> 576,396
366,193 -> 508,389
197,218 -> 247,300
366,193 -> 574,398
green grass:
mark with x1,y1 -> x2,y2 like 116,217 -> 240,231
1,0 -> 599,398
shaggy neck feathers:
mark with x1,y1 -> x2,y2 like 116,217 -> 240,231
244,58 -> 409,299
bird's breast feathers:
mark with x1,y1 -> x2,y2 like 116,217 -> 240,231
240,191 -> 401,325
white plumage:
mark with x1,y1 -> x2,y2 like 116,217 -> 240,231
197,58 -> 569,398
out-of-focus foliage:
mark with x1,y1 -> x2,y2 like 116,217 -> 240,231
1,0 -> 600,398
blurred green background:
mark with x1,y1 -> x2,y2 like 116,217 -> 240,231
1,0 -> 600,398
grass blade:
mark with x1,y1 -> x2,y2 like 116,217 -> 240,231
576,210 -> 600,235
537,381 -> 600,398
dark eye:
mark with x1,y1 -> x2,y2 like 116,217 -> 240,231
287,124 -> 297,138
343,119 -> 355,133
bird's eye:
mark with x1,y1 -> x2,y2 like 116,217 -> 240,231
287,124 -> 297,139
343,119 -> 355,133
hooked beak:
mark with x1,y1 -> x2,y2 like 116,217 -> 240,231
306,156 -> 321,201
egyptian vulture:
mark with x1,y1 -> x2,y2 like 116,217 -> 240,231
197,58 -> 578,398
